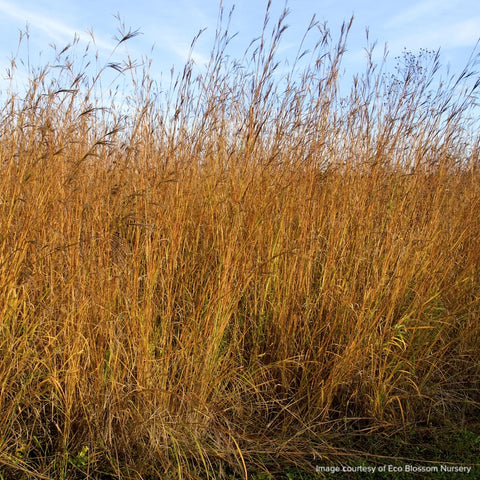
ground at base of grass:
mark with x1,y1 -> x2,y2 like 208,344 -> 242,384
247,423 -> 480,480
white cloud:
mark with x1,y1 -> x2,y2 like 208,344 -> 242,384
384,0 -> 457,29
159,30 -> 210,66
382,0 -> 480,52
146,24 -> 210,67
0,0 -> 116,52
387,17 -> 480,53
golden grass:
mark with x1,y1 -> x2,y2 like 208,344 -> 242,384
0,7 -> 479,479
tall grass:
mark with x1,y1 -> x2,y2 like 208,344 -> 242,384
1,5 -> 479,478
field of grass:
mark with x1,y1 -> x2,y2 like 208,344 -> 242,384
0,6 -> 479,479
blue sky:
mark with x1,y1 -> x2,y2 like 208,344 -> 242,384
0,0 -> 479,94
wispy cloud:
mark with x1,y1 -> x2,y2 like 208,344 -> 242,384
169,42 -> 210,67
137,0 -> 212,67
382,0 -> 480,51
384,0 -> 457,29
146,24 -> 210,67
0,0 -> 116,52
386,17 -> 480,53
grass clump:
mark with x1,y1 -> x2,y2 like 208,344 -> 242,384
0,4 -> 479,479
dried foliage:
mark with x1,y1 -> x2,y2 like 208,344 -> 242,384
0,5 -> 479,479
